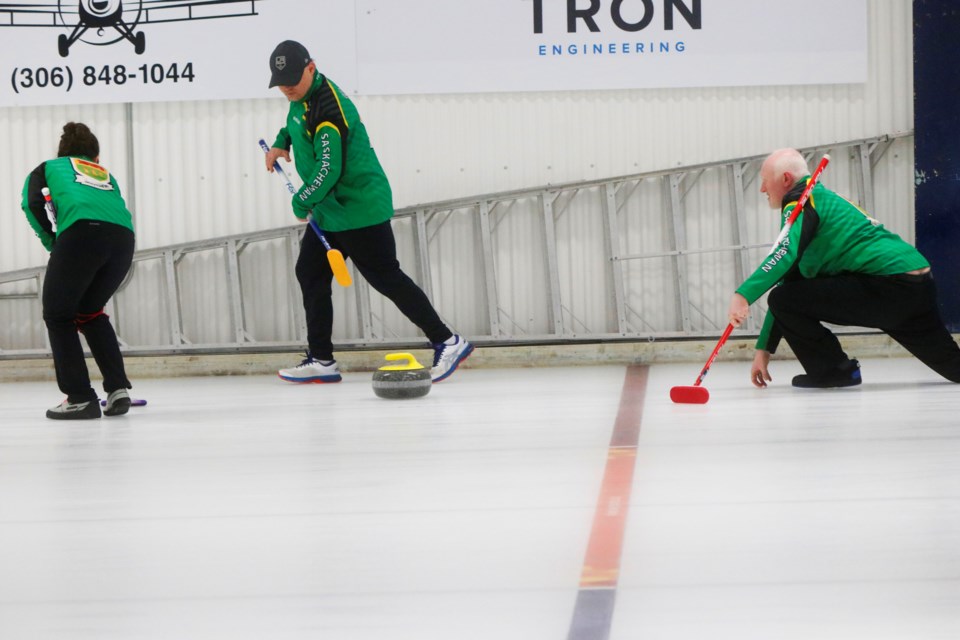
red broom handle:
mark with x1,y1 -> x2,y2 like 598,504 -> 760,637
692,323 -> 735,387
768,154 -> 831,252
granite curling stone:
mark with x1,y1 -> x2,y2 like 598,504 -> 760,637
372,352 -> 431,399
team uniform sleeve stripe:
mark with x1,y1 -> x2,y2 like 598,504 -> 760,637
315,121 -> 340,136
329,85 -> 349,129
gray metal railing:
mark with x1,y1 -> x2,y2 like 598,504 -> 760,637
0,133 -> 908,357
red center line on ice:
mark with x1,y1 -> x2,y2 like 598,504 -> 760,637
567,364 -> 647,640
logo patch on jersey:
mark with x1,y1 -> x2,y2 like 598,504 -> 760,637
71,158 -> 114,191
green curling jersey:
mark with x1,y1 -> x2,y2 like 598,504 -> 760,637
272,71 -> 394,232
736,179 -> 929,351
22,156 -> 134,252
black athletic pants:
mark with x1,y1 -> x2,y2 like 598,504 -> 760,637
767,272 -> 960,382
43,220 -> 135,402
296,220 -> 452,361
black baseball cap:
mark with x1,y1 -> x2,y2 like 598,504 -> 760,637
268,40 -> 311,88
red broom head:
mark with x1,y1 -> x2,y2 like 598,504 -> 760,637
670,386 -> 710,404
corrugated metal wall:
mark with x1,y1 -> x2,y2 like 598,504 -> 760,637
0,1 -> 914,351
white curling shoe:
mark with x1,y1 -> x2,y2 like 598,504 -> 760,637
103,389 -> 131,416
430,335 -> 474,383
278,352 -> 342,383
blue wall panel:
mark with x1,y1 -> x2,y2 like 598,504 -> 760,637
914,0 -> 960,329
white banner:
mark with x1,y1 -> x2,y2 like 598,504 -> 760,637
0,0 -> 357,107
0,0 -> 867,107
358,0 -> 868,94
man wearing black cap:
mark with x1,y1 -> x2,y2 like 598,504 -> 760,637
263,40 -> 473,384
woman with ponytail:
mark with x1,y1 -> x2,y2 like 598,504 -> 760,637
21,122 -> 136,420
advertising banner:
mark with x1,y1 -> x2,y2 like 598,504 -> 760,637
0,0 -> 867,107
357,0 -> 868,94
0,0 -> 356,106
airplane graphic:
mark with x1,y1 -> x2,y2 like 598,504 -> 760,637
0,1 -> 260,57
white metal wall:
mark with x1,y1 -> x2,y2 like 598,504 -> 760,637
0,0 -> 914,349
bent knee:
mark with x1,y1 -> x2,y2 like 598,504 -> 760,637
767,286 -> 787,311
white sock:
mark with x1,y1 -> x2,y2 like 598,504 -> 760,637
443,335 -> 458,346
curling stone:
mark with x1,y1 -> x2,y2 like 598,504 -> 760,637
372,352 -> 431,399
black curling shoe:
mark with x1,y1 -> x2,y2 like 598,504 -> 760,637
46,398 -> 102,420
792,359 -> 862,388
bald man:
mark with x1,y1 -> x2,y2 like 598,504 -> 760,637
727,148 -> 960,389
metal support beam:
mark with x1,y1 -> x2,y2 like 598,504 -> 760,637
727,162 -> 758,331
601,183 -> 628,335
225,239 -> 248,344
478,200 -> 501,338
666,173 -> 693,333
539,192 -> 565,336
287,228 -> 307,344
355,278 -> 374,341
854,142 -> 876,213
116,102 -> 137,294
162,249 -> 185,346
414,209 -> 434,301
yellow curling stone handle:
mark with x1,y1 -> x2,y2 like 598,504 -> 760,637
379,352 -> 424,371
